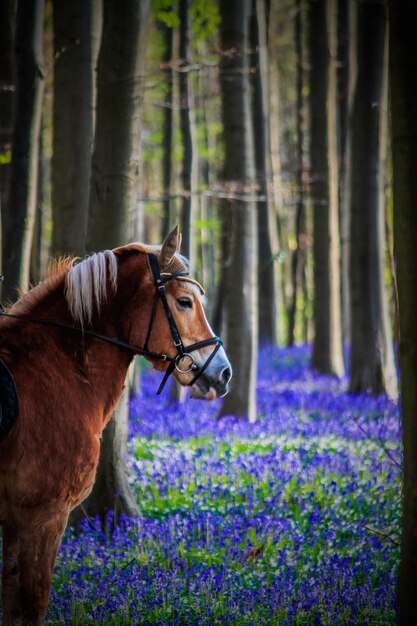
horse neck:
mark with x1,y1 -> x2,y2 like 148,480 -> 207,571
4,262 -> 151,396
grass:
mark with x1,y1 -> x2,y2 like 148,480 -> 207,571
42,345 -> 401,625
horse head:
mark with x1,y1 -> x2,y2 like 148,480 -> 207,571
113,227 -> 232,400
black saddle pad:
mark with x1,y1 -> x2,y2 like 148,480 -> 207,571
0,357 -> 19,438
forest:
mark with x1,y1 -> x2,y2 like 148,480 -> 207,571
0,0 -> 416,624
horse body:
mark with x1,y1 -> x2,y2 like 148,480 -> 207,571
0,228 -> 231,625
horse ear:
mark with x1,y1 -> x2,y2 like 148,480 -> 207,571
159,225 -> 179,269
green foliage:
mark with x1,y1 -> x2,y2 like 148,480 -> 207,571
190,0 -> 220,41
151,0 -> 180,28
151,0 -> 220,40
0,150 -> 11,165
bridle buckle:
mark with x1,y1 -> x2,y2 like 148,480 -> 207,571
175,353 -> 197,374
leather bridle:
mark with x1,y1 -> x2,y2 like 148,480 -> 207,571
0,253 -> 223,395
143,253 -> 223,393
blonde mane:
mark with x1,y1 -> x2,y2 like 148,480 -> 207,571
65,250 -> 118,326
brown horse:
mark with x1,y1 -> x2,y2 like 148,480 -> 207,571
0,227 -> 231,626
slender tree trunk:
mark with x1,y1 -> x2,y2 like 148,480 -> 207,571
160,22 -> 174,236
348,0 -> 397,398
178,0 -> 194,264
389,2 -> 417,619
73,0 -> 150,529
250,0 -> 279,347
269,50 -> 287,344
30,124 -> 44,284
308,0 -> 344,377
2,0 -> 44,304
287,2 -> 307,347
337,0 -> 351,357
218,0 -> 258,422
212,199 -> 232,336
197,41 -> 216,308
51,0 -> 100,257
0,0 -> 15,282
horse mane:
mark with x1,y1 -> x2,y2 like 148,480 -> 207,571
65,250 -> 118,327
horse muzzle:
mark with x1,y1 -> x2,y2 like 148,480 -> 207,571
188,348 -> 232,400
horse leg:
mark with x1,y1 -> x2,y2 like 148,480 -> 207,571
2,524 -> 21,623
2,511 -> 68,626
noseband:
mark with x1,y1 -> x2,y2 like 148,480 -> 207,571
0,253 -> 223,395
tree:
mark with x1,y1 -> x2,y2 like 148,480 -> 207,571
250,0 -> 279,347
218,0 -> 258,422
389,1 -> 417,622
308,0 -> 344,377
178,0 -> 195,265
51,0 -> 100,257
287,1 -> 308,347
160,21 -> 174,236
348,0 -> 397,398
2,0 -> 45,304
337,0 -> 351,350
72,0 -> 150,528
87,0 -> 149,251
0,0 -> 15,277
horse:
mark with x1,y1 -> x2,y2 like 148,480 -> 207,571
0,226 -> 232,626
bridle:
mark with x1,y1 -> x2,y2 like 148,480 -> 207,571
0,253 -> 223,395
142,253 -> 223,393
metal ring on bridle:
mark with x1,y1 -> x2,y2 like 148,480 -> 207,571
175,353 -> 197,373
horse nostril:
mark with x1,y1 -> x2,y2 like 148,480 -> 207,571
221,366 -> 232,385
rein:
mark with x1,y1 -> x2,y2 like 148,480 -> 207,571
0,253 -> 222,395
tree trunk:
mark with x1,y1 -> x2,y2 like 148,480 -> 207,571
178,0 -> 194,264
218,0 -> 258,422
348,0 -> 397,398
87,0 -> 149,250
29,124 -> 44,284
268,42 -> 287,344
287,2 -> 307,347
197,40 -> 216,308
0,0 -> 15,282
74,0 -> 150,529
51,0 -> 100,257
308,0 -> 344,377
337,0 -> 351,358
160,21 -> 174,236
2,0 -> 44,304
389,2 -> 417,621
250,0 -> 279,347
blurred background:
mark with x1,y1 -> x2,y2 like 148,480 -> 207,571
0,0 -> 398,421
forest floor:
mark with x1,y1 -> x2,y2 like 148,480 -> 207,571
46,345 -> 400,625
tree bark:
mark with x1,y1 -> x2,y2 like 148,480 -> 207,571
178,0 -> 194,264
348,0 -> 397,398
0,0 -> 15,280
218,0 -> 258,422
2,0 -> 44,304
87,0 -> 149,250
74,0 -> 150,529
250,0 -> 279,347
308,0 -> 344,377
337,0 -> 350,352
287,2 -> 307,347
51,0 -> 100,257
389,1 -> 417,622
160,21 -> 174,237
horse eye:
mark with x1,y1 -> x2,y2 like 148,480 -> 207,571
176,297 -> 193,309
